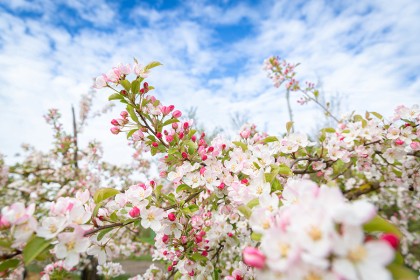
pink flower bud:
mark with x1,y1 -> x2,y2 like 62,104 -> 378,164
156,132 -> 162,139
168,212 -> 176,221
166,135 -> 174,143
179,132 -> 184,139
167,265 -> 173,272
172,110 -> 182,118
129,206 -> 140,218
218,183 -> 225,190
160,106 -> 172,116
240,129 -> 251,139
120,111 -> 128,118
110,127 -> 120,135
191,135 -> 196,142
395,139 -> 404,145
182,152 -> 188,159
201,251 -> 208,257
162,234 -> 169,243
111,119 -> 119,126
380,233 -> 400,250
172,122 -> 178,129
152,142 -> 159,147
168,105 -> 175,112
181,236 -> 188,244
242,247 -> 266,269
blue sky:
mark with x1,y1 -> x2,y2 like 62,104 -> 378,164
0,0 -> 419,164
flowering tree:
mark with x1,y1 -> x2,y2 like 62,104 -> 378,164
0,58 -> 418,280
0,93 -> 154,279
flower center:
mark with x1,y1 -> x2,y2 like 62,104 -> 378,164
147,213 -> 155,222
49,224 -> 58,233
304,272 -> 322,280
66,240 -> 75,251
348,245 -> 366,263
308,226 -> 322,241
279,243 -> 290,258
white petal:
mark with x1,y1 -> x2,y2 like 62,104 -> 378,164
365,241 -> 395,266
333,259 -> 358,280
358,263 -> 392,280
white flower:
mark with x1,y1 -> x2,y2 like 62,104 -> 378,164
332,226 -> 394,280
141,206 -> 165,232
87,244 -> 112,265
37,216 -> 68,239
54,227 -> 91,269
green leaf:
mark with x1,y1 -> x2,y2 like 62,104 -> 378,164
131,79 -> 140,94
145,61 -> 162,70
176,184 -> 191,193
183,204 -> 199,214
238,205 -> 252,219
92,202 -> 102,218
313,89 -> 319,99
120,80 -> 131,92
127,129 -> 138,139
110,211 -> 118,222
263,136 -> 279,143
232,141 -> 247,151
322,127 -> 336,133
278,164 -> 293,176
126,105 -> 140,124
286,121 -> 294,134
190,252 -> 207,262
174,272 -> 182,280
162,118 -> 179,127
363,215 -> 402,238
212,269 -> 220,280
251,232 -> 262,241
370,111 -> 383,120
154,185 -> 163,200
108,93 -> 123,101
0,259 -> 20,272
247,198 -> 259,209
23,236 -> 51,265
93,188 -> 120,204
185,140 -> 197,154
387,263 -> 417,280
97,228 -> 114,241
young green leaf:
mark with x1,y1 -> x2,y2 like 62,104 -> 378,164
93,188 -> 120,204
23,236 -> 51,265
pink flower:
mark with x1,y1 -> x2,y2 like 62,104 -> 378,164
172,110 -> 182,118
243,247 -> 266,269
110,127 -> 120,135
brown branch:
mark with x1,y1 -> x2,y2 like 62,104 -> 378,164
0,250 -> 21,261
344,182 -> 380,200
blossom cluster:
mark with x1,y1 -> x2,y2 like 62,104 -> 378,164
0,59 -> 418,280
246,180 -> 395,280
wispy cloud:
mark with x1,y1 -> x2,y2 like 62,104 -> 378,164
0,0 -> 419,164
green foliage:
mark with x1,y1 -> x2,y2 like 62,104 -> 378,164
23,236 -> 51,265
93,188 -> 120,204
